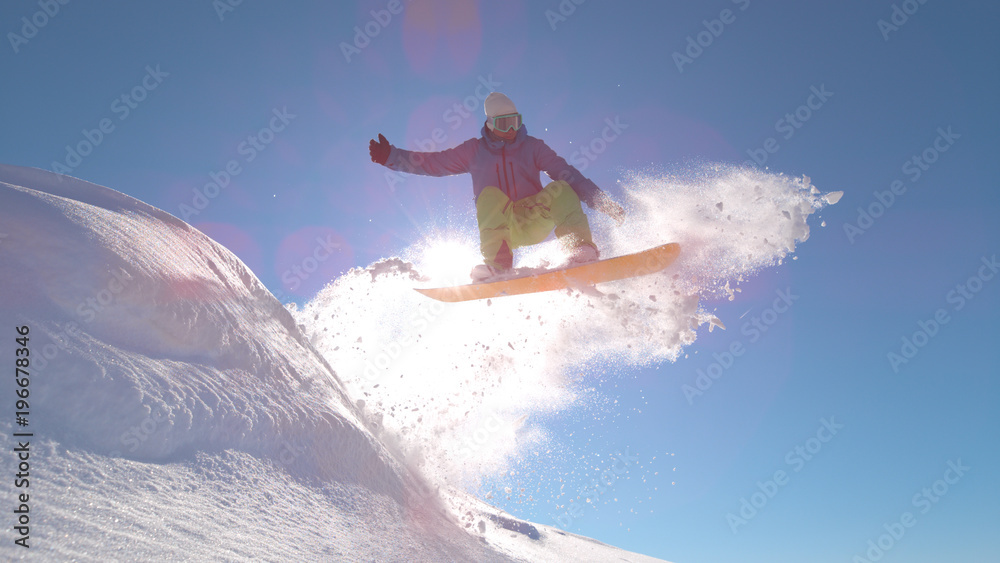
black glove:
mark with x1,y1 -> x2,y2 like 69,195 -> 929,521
369,133 -> 390,165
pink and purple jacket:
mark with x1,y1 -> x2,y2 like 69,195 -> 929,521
384,125 -> 603,207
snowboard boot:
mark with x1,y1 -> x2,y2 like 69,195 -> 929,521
470,264 -> 498,282
567,242 -> 600,265
471,240 -> 513,282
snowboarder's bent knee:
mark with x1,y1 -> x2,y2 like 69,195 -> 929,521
368,91 -> 624,281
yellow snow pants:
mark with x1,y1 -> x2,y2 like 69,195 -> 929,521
475,180 -> 594,270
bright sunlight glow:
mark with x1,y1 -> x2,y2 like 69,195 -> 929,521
417,238 -> 484,283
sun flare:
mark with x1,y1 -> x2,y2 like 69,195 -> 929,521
418,238 -> 482,283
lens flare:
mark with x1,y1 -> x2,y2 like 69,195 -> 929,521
416,237 -> 482,283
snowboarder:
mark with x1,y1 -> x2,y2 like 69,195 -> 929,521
369,92 -> 625,281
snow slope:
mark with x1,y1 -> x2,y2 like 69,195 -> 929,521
0,163 -> 672,562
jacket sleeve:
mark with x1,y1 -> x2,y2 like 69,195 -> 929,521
532,139 -> 602,208
385,138 -> 478,177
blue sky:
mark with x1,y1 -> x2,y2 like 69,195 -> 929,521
4,1 -> 998,561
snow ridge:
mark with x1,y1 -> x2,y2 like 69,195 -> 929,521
0,164 -> 391,489
0,164 -> 673,562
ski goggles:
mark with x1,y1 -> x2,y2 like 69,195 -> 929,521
490,112 -> 522,133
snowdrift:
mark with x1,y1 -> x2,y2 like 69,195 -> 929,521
0,164 -> 672,562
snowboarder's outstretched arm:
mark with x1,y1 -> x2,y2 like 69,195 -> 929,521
533,141 -> 625,224
369,133 -> 477,177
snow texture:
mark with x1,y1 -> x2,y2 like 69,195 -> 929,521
0,163 -> 678,562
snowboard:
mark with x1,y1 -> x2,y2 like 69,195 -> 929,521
414,242 -> 680,303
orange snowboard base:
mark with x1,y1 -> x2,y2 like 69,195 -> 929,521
415,243 -> 680,303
